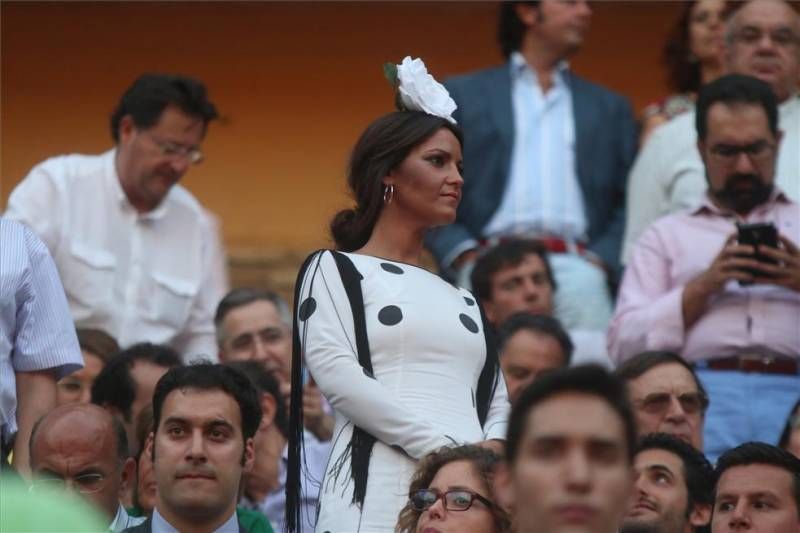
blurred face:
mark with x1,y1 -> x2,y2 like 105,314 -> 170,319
622,449 -> 693,533
520,0 -> 592,57
31,410 -> 130,522
218,300 -> 291,385
117,105 -> 206,212
627,363 -> 706,450
57,352 -> 105,406
500,330 -> 566,405
130,361 -> 171,431
386,128 -> 464,229
689,0 -> 727,65
151,388 -> 254,525
698,102 -> 779,215
726,0 -> 800,102
415,460 -> 497,533
135,442 -> 158,516
509,392 -> 633,533
484,254 -> 555,325
712,464 -> 800,533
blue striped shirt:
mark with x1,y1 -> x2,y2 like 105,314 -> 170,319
0,217 -> 82,442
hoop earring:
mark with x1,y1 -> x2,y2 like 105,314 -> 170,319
383,184 -> 395,205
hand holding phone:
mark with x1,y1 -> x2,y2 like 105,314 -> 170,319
736,222 -> 778,283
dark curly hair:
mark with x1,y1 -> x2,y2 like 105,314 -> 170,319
395,445 -> 511,533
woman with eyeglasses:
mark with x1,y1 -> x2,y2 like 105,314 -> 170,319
285,58 -> 509,533
396,445 -> 511,533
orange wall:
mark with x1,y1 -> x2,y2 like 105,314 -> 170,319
1,1 -> 680,251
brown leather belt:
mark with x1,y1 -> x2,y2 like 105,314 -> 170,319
705,355 -> 799,375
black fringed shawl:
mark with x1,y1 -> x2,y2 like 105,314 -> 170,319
284,250 -> 500,533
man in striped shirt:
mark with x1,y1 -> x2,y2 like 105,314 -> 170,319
0,217 -> 83,477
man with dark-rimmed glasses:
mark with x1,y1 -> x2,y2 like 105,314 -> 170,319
610,73 -> 800,463
616,351 -> 709,451
6,73 -> 227,362
29,403 -> 142,531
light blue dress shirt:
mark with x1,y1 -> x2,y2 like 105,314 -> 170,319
484,52 -> 588,241
151,507 -> 239,533
0,217 -> 82,443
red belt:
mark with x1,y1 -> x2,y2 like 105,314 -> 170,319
705,355 -> 799,375
478,236 -> 588,255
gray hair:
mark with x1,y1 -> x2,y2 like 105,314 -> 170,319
214,288 -> 291,346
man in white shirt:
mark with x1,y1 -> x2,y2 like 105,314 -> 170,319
622,0 -> 800,263
6,74 -> 228,361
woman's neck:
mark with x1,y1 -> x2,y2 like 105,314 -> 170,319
356,211 -> 425,266
700,61 -> 724,87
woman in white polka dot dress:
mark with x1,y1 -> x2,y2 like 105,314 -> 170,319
285,59 -> 510,533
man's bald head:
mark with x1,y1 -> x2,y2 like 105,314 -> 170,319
30,403 -> 128,465
726,0 -> 800,102
29,403 -> 133,522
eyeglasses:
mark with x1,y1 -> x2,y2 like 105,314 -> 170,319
733,27 -> 800,48
410,488 -> 496,512
29,473 -> 108,494
709,141 -> 775,165
142,132 -> 204,164
633,392 -> 709,415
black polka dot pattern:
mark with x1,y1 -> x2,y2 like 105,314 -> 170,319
298,297 -> 317,321
380,262 -> 404,274
378,305 -> 403,326
464,296 -> 475,306
459,313 -> 479,333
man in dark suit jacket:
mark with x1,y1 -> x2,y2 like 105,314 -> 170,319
426,0 -> 637,332
124,364 -> 262,533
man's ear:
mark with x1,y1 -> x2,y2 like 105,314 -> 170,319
483,299 -> 498,325
119,457 -> 137,496
145,432 -> 154,463
118,115 -> 136,145
515,2 -> 540,27
260,393 -> 277,429
493,460 -> 515,513
243,437 -> 256,473
689,503 -> 712,528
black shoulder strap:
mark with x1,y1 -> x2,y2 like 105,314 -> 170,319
286,250 -> 324,533
330,251 -> 373,373
475,294 -> 500,427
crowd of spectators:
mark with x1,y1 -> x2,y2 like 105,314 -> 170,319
2,1 -> 800,532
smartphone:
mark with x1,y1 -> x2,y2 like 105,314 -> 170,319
736,222 -> 778,282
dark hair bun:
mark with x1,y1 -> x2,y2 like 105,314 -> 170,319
330,208 -> 365,252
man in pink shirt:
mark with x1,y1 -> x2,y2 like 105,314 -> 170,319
609,74 -> 800,461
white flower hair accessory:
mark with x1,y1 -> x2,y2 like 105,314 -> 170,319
384,56 -> 457,124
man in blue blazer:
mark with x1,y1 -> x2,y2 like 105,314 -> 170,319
426,0 -> 637,332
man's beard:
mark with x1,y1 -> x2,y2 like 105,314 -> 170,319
711,172 -> 773,215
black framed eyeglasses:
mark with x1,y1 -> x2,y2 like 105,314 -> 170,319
634,391 -> 709,415
29,472 -> 108,494
410,488 -> 495,512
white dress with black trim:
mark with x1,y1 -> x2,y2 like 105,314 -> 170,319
295,251 -> 509,533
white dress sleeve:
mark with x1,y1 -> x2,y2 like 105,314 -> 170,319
296,251 -> 455,459
482,367 -> 510,441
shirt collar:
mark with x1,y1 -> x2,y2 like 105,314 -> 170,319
107,504 -> 129,532
509,51 -> 570,87
151,507 -> 238,533
691,187 -> 790,217
107,148 -> 170,222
